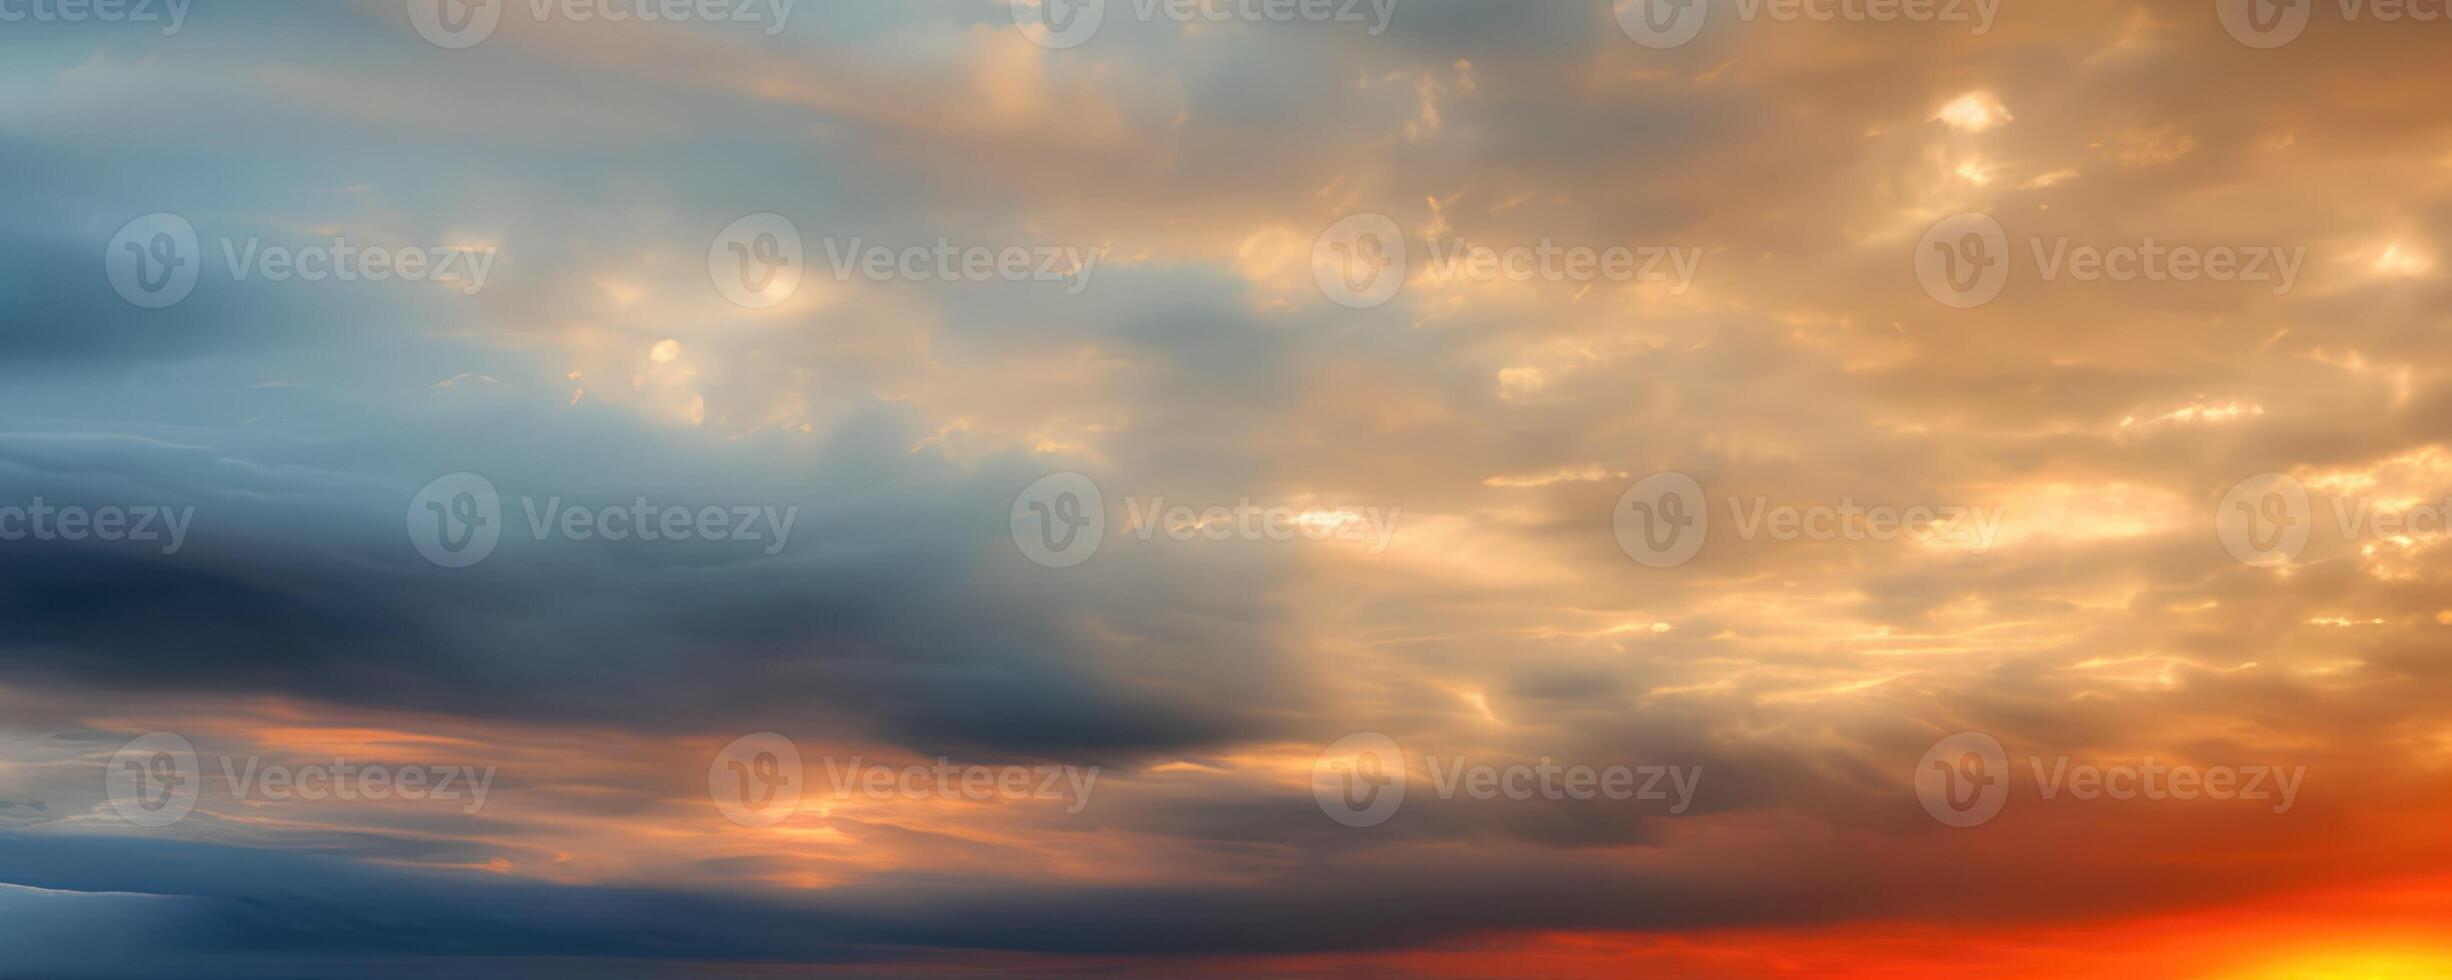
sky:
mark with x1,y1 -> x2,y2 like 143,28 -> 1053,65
4,0 -> 2452,976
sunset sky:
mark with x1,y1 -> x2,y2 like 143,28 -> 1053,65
5,0 -> 2452,976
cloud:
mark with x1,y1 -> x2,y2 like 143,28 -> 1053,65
5,0 -> 2452,974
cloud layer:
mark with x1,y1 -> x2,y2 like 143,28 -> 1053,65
4,0 -> 2452,975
